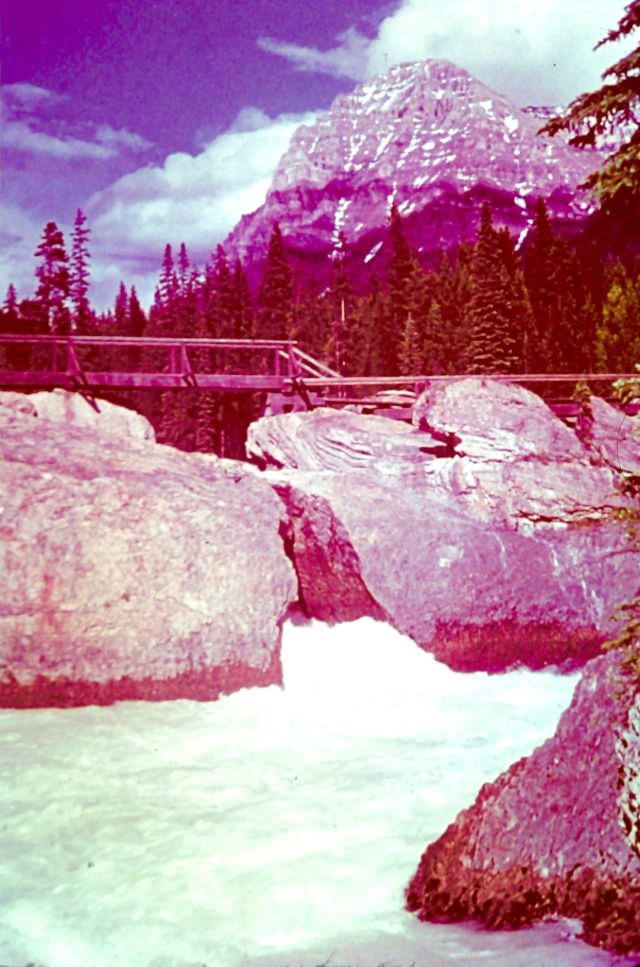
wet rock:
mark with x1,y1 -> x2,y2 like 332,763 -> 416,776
406,651 -> 640,955
0,393 -> 297,707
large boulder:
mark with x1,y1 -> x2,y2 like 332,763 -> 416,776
586,395 -> 640,474
0,387 -> 156,440
0,393 -> 297,707
405,650 -> 640,955
249,379 -> 639,671
270,470 -> 637,671
249,385 -> 630,529
247,407 -> 444,472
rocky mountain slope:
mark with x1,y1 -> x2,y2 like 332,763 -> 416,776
225,60 -> 605,282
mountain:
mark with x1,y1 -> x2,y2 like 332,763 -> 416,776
224,60 -> 606,285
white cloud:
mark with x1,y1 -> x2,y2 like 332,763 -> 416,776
2,82 -> 66,108
87,108 -> 319,261
94,124 -> 154,153
258,0 -> 634,106
257,27 -> 370,80
0,203 -> 43,304
0,108 -> 318,311
0,85 -> 154,161
1,119 -> 116,160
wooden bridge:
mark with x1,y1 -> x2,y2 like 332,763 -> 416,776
0,333 -> 637,417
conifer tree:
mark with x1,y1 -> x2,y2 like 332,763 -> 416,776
523,199 -> 558,370
177,242 -> 190,296
422,299 -> 448,374
464,205 -> 519,374
114,282 -> 129,333
324,236 -> 355,373
70,208 -> 91,332
128,286 -> 146,337
0,285 -> 20,369
34,221 -> 71,333
158,244 -> 178,313
596,263 -> 640,370
256,224 -> 294,341
399,312 -> 423,374
231,259 -> 254,340
1,285 -> 19,332
383,204 -> 423,374
430,250 -> 471,373
541,1 -> 640,204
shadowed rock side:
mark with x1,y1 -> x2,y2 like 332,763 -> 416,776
0,394 -> 297,707
406,651 -> 640,955
249,380 -> 640,672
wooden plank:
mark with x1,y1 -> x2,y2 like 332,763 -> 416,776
0,334 -> 298,350
0,370 -> 288,391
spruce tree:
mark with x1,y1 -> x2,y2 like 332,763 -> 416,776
422,299 -> 447,374
596,263 -> 640,370
383,204 -> 423,375
114,282 -> 128,333
128,286 -> 146,337
70,208 -> 91,332
464,205 -> 519,374
256,224 -> 294,341
523,199 -> 558,370
541,1 -> 640,204
1,285 -> 19,332
399,312 -> 423,374
34,221 -> 71,333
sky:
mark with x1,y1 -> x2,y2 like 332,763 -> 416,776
2,615 -> 624,967
0,0 -> 631,311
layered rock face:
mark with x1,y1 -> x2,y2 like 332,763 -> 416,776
248,379 -> 640,671
0,393 -> 297,707
406,651 -> 640,955
226,60 -> 603,281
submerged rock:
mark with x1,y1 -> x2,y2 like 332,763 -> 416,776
406,650 -> 640,955
0,393 -> 297,707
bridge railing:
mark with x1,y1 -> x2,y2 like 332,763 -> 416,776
0,334 -> 313,391
0,333 -> 637,403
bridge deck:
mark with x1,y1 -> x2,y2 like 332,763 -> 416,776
0,334 -> 636,401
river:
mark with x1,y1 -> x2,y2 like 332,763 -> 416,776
0,617 -> 634,967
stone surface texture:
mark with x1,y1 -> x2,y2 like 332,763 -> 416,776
586,395 -> 640,474
0,387 -> 156,440
248,407 -> 443,472
0,394 -> 297,706
225,60 -> 603,283
405,651 -> 640,955
250,379 -> 639,671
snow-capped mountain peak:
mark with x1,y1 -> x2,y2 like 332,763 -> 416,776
225,59 -> 604,277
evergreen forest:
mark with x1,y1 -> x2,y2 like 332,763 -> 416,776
2,199 -> 639,458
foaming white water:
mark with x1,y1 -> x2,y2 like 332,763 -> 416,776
0,619 -> 631,967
